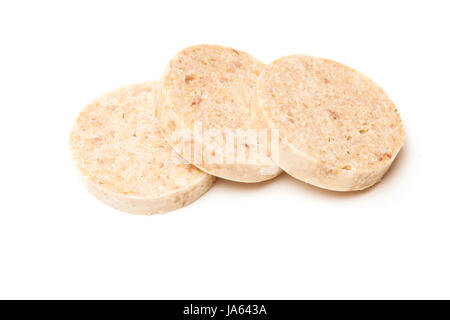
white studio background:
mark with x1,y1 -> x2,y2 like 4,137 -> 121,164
0,0 -> 449,299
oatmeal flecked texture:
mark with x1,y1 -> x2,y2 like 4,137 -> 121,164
256,55 -> 405,191
156,44 -> 281,183
70,82 -> 215,214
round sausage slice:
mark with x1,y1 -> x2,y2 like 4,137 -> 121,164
255,55 -> 405,191
70,82 -> 215,214
157,45 -> 281,183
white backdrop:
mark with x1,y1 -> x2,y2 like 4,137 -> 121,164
1,0 -> 449,299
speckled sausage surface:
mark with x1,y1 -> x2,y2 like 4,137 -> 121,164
255,55 -> 404,191
70,82 -> 215,214
156,45 -> 281,183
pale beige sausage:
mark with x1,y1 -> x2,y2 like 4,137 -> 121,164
70,82 -> 215,214
156,45 -> 281,183
255,55 -> 405,191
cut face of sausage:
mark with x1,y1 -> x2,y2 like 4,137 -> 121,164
156,45 -> 281,183
70,82 -> 215,214
256,55 -> 405,191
